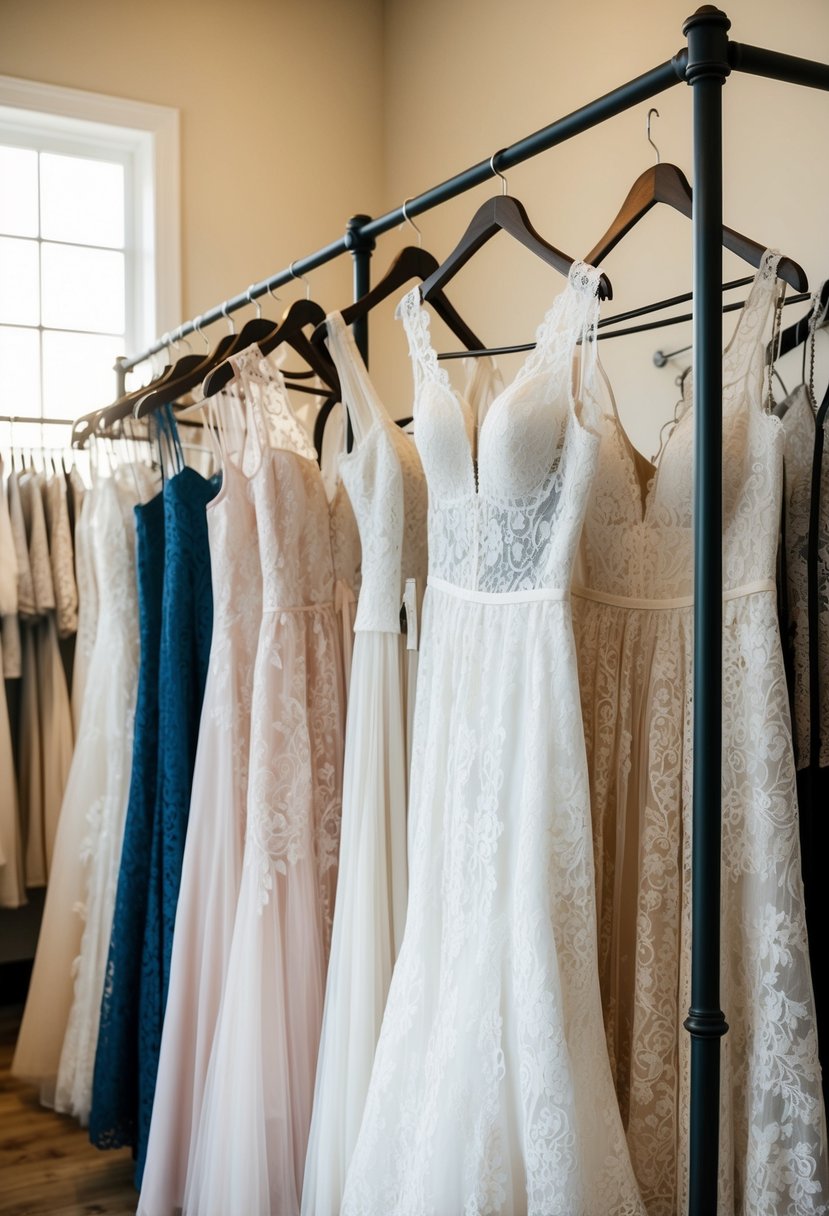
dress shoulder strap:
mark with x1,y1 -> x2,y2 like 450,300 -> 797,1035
395,286 -> 453,408
325,312 -> 389,444
228,347 -> 317,463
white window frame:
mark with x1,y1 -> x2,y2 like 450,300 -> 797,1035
0,73 -> 180,364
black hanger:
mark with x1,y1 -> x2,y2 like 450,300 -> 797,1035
315,245 -> 485,351
133,331 -> 240,420
421,167 -> 612,303
203,298 -> 340,398
586,162 -> 807,292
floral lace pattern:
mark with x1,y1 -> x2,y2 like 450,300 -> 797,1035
342,266 -> 646,1215
44,470 -> 78,638
573,250 -> 829,1215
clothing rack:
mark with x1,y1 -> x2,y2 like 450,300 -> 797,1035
113,10 -> 829,1213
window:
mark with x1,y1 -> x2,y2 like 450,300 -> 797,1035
0,75 -> 180,450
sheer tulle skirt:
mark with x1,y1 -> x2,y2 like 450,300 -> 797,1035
341,584 -> 644,1216
183,605 -> 344,1216
136,656 -> 250,1216
302,630 -> 413,1216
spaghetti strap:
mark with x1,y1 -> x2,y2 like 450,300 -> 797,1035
325,312 -> 387,445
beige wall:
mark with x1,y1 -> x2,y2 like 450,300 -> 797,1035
0,0 -> 386,344
375,0 -> 829,454
1,0 -> 828,446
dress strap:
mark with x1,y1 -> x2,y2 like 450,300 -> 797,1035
325,311 -> 388,444
395,286 -> 453,409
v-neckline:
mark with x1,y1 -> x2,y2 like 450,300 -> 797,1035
410,287 -> 580,499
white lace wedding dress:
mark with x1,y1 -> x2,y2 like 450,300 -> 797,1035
341,265 -> 645,1216
572,250 -> 828,1215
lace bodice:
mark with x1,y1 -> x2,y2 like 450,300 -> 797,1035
326,311 -> 427,633
397,262 -> 604,595
228,349 -> 337,611
781,383 -> 829,768
579,250 -> 785,601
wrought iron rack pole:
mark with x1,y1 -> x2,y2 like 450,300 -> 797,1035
112,12 -> 829,1215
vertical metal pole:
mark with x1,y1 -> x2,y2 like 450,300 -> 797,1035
682,8 -> 731,1215
114,354 -> 127,399
346,214 -> 375,364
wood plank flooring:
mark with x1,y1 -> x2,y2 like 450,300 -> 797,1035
0,1008 -> 137,1215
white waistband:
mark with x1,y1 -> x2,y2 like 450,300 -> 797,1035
427,577 -> 568,605
263,599 -> 335,615
571,578 -> 776,611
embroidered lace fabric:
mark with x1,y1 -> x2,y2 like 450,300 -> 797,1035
572,250 -> 829,1215
182,349 -> 346,1216
12,469 -> 147,1108
70,482 -> 99,733
137,390 -> 263,1216
44,470 -> 78,639
341,265 -> 646,1216
53,468 -> 154,1124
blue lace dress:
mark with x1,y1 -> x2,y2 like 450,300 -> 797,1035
90,443 -> 219,1183
136,462 -> 219,1181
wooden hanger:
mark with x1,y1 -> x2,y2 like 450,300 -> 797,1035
421,154 -> 612,303
203,296 -> 340,398
316,244 -> 485,351
585,162 -> 807,292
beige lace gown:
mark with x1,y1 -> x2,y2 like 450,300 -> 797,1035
572,251 -> 828,1215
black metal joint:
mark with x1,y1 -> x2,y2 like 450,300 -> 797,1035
683,6 -> 732,84
684,1008 -> 730,1038
344,214 -> 376,255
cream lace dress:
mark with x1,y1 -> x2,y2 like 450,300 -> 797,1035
572,251 -> 828,1215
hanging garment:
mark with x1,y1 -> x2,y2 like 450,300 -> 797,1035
53,467 -> 153,1123
0,457 -> 23,907
137,392 -> 262,1216
70,480 -> 99,734
183,349 -> 348,1216
11,468 -> 146,1108
341,266 -> 645,1216
780,380 -> 829,1111
301,311 -> 429,1216
90,483 -> 165,1152
572,251 -> 828,1216
129,435 -> 220,1182
17,469 -> 73,886
3,465 -> 30,682
44,468 -> 78,639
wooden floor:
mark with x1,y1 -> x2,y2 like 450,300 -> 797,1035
0,1008 -> 138,1216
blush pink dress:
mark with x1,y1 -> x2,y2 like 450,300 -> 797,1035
183,350 -> 349,1216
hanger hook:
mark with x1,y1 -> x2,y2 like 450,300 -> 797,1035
646,108 -> 661,165
489,149 -> 508,196
289,260 -> 312,301
401,197 -> 423,248
246,284 -> 262,320
194,314 -> 210,351
265,278 -> 281,306
221,302 -> 235,334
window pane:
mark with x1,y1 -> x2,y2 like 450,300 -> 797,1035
41,242 -> 125,334
0,146 -> 39,237
0,236 -> 39,325
0,326 -> 41,416
40,152 -> 125,248
42,330 -> 122,418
